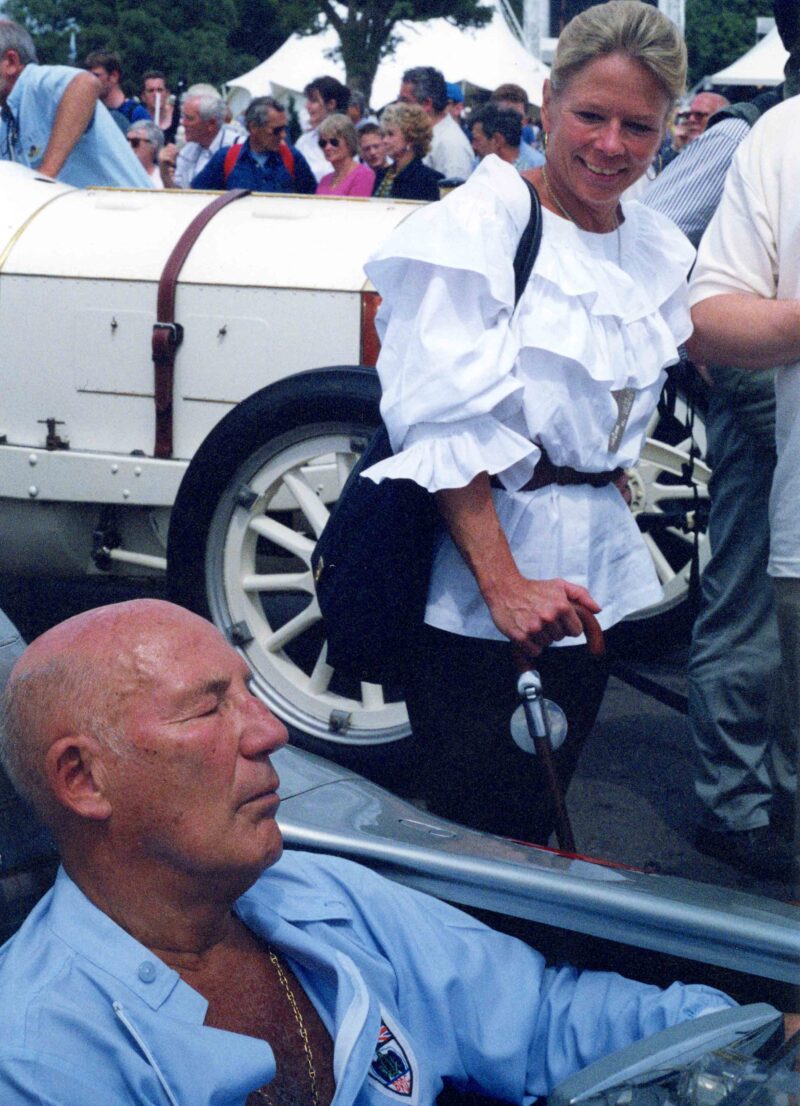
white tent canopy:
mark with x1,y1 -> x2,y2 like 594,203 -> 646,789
709,26 -> 788,87
227,1 -> 549,120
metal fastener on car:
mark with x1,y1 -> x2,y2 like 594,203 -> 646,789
236,485 -> 258,509
329,710 -> 351,734
228,621 -> 254,646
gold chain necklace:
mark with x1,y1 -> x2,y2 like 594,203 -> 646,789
542,165 -> 620,233
254,948 -> 320,1106
542,165 -> 621,264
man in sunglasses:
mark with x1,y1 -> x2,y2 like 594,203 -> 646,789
684,90 -> 730,142
126,120 -> 164,187
190,95 -> 316,194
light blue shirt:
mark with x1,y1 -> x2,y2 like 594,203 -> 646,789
0,64 -> 152,188
515,139 -> 545,170
0,852 -> 736,1105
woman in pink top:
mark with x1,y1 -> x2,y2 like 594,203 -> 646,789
316,114 -> 375,196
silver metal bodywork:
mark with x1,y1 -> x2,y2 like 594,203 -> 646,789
275,745 -> 800,986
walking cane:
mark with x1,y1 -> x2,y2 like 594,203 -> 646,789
511,607 -> 605,853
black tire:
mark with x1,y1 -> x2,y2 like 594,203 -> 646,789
167,367 -> 412,758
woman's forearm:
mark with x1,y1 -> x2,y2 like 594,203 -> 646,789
435,474 -> 518,600
435,474 -> 599,657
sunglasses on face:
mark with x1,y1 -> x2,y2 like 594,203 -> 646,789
127,137 -> 149,148
318,136 -> 340,148
270,124 -> 287,136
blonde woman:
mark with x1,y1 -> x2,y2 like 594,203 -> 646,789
364,1 -> 694,842
372,103 -> 442,201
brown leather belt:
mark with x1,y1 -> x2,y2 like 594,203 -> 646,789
491,453 -> 623,492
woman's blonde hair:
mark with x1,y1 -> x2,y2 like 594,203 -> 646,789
380,102 -> 433,159
319,112 -> 359,156
550,0 -> 686,104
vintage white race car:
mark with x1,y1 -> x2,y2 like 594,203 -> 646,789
0,163 -> 710,752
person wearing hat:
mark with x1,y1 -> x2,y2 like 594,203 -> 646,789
445,80 -> 468,135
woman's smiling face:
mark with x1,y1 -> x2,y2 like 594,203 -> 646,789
541,52 -> 670,231
381,124 -> 408,161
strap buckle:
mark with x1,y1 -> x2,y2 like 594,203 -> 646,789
152,321 -> 184,348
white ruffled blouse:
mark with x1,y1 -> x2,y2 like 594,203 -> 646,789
363,156 -> 695,642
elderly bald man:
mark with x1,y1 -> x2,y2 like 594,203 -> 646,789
0,600 -> 763,1104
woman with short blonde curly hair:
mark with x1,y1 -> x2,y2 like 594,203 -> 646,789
316,112 -> 375,196
372,102 -> 442,201
380,103 -> 432,158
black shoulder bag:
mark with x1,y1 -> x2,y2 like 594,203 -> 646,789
312,180 -> 543,685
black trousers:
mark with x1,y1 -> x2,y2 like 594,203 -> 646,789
403,624 -> 610,844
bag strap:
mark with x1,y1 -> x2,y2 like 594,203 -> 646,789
513,179 -> 543,308
223,142 -> 242,184
279,141 -> 295,180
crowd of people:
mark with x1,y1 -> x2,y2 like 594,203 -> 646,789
2,0 -> 800,1101
0,21 -> 548,198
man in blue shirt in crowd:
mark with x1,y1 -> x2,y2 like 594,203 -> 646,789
0,598 -> 780,1105
0,19 -> 151,188
192,94 -> 316,194
84,49 -> 151,133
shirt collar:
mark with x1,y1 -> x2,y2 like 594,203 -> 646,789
44,860 -> 353,1013
45,867 -> 197,1014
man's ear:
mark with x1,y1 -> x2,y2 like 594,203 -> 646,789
2,48 -> 24,79
45,735 -> 113,821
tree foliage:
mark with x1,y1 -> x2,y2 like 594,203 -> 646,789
685,0 -> 773,86
5,0 -> 263,90
7,0 -> 494,100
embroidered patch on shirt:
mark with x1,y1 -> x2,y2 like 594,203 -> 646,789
368,1012 -> 419,1103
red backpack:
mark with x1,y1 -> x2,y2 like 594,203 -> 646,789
223,141 -> 295,184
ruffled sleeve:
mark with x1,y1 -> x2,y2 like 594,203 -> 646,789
363,157 -> 541,491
